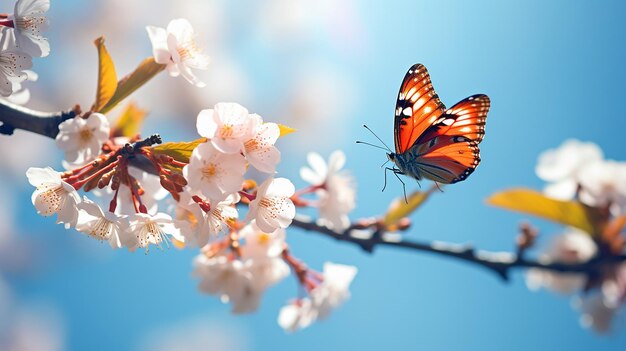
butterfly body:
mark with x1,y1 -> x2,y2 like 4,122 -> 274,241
390,64 -> 490,184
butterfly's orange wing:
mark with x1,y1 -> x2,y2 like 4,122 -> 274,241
412,136 -> 481,184
417,94 -> 490,144
394,64 -> 446,154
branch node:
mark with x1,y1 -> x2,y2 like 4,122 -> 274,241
0,123 -> 16,135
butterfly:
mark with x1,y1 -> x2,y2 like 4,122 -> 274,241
386,63 -> 490,186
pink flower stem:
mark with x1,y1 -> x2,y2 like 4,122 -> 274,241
68,159 -> 119,190
238,191 -> 256,202
0,19 -> 14,28
292,184 -> 324,198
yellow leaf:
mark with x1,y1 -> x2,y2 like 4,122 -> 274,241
383,187 -> 436,227
486,188 -> 605,235
278,124 -> 296,137
100,57 -> 166,114
151,138 -> 206,165
93,37 -> 118,112
111,103 -> 147,138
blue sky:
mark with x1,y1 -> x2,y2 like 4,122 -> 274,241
3,1 -> 626,350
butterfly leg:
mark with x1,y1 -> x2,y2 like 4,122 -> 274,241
393,169 -> 408,203
384,167 -> 408,202
382,167 -> 390,192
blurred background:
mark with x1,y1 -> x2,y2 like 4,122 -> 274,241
1,0 -> 626,350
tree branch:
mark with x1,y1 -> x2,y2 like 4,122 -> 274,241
291,216 -> 626,281
0,100 -> 77,138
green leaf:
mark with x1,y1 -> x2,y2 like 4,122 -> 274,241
383,187 -> 436,228
93,37 -> 118,112
278,124 -> 296,137
100,57 -> 166,114
486,188 -> 606,235
111,103 -> 147,138
151,138 -> 206,165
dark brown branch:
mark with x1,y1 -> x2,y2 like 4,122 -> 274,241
0,101 -> 161,175
291,216 -> 626,281
0,100 -> 78,138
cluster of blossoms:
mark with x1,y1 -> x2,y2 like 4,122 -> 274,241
0,0 -> 48,99
526,139 -> 626,333
24,17 -> 358,331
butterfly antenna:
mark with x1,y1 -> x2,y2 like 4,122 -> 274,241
356,141 -> 390,152
362,124 -> 392,152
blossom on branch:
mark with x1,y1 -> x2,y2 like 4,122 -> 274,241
243,114 -> 280,174
536,139 -> 626,215
193,222 -> 289,314
240,221 -> 289,290
0,46 -> 32,97
193,254 -> 261,314
300,150 -> 355,230
192,194 -> 239,246
278,262 -> 357,332
146,18 -> 210,87
75,197 -> 130,249
196,102 -> 254,154
4,69 -> 37,105
127,212 -> 182,252
183,142 -> 246,199
246,177 -> 295,232
55,113 -> 110,166
526,229 -> 597,294
26,167 -> 80,227
12,0 -> 50,57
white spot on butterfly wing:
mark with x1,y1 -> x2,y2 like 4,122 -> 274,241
402,107 -> 412,116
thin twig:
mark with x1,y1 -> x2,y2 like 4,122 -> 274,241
291,216 -> 626,281
0,100 -> 77,138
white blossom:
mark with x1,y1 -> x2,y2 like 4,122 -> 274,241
575,293 -> 620,334
578,160 -> 626,214
126,212 -> 182,252
12,0 -> 50,57
172,192 -> 205,247
192,221 -> 289,314
243,114 -> 281,173
196,103 -> 253,154
300,150 -> 355,230
4,69 -> 37,105
26,167 -> 80,227
193,254 -> 261,314
278,262 -> 357,332
246,177 -> 295,232
601,263 -> 626,309
183,142 -> 246,199
179,194 -> 240,247
536,139 -> 603,200
526,229 -> 597,294
55,114 -> 110,165
278,299 -> 317,332
146,18 -> 209,87
310,262 -> 357,320
75,197 -> 131,249
0,46 -> 32,97
240,221 -> 289,291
